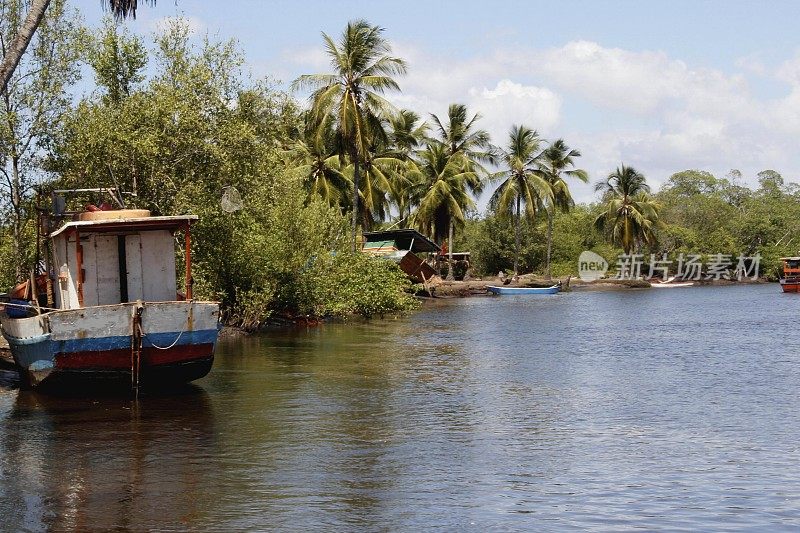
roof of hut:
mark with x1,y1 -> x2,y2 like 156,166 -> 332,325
362,229 -> 440,253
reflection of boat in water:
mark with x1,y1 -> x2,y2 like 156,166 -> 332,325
779,257 -> 800,293
2,387 -> 216,531
650,277 -> 694,288
487,285 -> 560,295
0,189 -> 221,391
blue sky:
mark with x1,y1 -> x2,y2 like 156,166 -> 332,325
74,0 -> 800,203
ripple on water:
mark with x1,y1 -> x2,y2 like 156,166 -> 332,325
2,284 -> 800,530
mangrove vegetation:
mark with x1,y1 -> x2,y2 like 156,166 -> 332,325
1,12 -> 799,327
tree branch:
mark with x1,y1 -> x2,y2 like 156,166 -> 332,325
0,0 -> 51,95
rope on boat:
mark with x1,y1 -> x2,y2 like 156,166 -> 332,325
141,325 -> 186,350
1,302 -> 60,312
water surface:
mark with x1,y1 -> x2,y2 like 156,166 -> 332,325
2,284 -> 799,530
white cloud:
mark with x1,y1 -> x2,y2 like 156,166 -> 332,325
467,80 -> 561,141
151,15 -> 206,35
735,54 -> 768,77
281,39 -> 800,204
282,47 -> 329,71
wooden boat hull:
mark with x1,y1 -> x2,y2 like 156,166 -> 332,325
0,301 -> 220,390
780,279 -> 800,293
487,285 -> 560,295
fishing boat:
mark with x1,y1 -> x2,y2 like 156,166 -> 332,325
487,285 -> 560,295
650,277 -> 694,288
779,257 -> 800,293
0,189 -> 221,391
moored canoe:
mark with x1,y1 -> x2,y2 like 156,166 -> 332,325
487,285 -> 560,295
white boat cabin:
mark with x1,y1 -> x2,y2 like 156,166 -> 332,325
49,213 -> 196,310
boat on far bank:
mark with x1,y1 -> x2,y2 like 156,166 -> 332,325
779,257 -> 800,293
487,285 -> 560,295
650,277 -> 695,288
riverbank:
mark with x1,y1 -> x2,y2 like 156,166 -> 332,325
425,274 -> 765,298
0,276 -> 770,355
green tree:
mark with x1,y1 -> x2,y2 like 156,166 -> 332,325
0,0 -> 152,94
756,169 -> 785,198
490,125 -> 552,275
410,142 -> 477,279
285,114 -> 349,208
430,103 -> 493,173
537,139 -> 588,279
594,164 -> 660,254
49,19 -> 293,304
88,17 -> 147,105
338,119 -> 406,228
0,0 -> 83,283
386,109 -> 427,225
456,213 -> 544,276
45,19 -> 415,324
293,20 -> 407,250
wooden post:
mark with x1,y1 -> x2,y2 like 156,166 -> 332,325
184,222 -> 192,300
75,228 -> 84,307
131,304 -> 143,397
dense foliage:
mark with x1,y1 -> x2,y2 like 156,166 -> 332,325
1,13 -> 798,328
0,17 -> 417,326
458,169 -> 800,280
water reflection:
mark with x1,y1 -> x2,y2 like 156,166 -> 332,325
0,387 -> 216,531
2,285 -> 800,529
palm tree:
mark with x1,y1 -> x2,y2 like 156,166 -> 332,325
388,109 -> 428,158
342,139 -> 400,228
537,139 -> 588,279
0,0 -> 152,94
285,115 -> 349,208
292,20 -> 406,250
410,143 -> 477,279
594,164 -> 660,254
425,104 -> 490,265
386,109 -> 427,226
490,125 -> 553,275
430,103 -> 493,189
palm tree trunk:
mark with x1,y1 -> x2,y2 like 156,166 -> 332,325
514,193 -> 521,275
0,0 -> 51,95
446,218 -> 454,281
546,209 -> 554,280
351,156 -> 360,252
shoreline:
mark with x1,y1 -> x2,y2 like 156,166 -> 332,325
423,274 -> 766,298
0,278 -> 773,355
221,276 -> 769,334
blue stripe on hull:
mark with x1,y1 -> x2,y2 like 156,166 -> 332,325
55,328 -> 220,353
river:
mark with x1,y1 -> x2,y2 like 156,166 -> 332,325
1,284 -> 799,530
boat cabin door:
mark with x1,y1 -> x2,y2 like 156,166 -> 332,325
121,231 -> 177,303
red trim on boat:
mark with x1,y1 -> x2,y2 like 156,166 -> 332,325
55,343 -> 215,369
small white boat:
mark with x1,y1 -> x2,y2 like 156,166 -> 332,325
487,285 -> 560,295
650,277 -> 694,288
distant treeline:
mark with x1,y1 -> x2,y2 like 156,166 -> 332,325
0,14 -> 795,326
